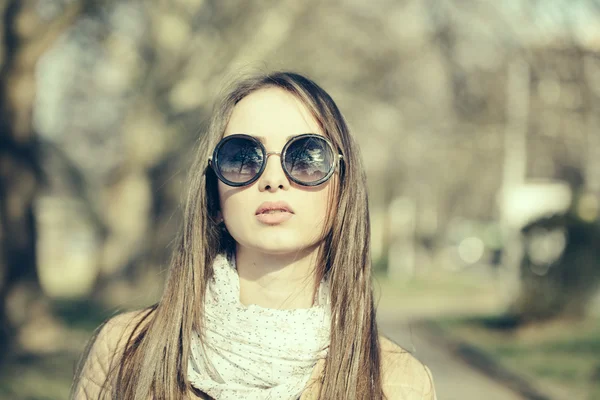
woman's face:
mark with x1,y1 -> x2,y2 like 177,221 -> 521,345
217,87 -> 337,255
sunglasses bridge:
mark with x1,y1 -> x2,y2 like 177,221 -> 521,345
207,151 -> 283,166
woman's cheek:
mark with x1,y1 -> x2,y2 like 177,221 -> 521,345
223,197 -> 249,230
304,193 -> 330,234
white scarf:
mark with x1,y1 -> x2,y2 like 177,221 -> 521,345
188,253 -> 331,400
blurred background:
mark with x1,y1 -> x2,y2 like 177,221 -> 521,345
0,0 -> 599,399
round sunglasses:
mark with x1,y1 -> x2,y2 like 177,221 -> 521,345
208,134 -> 343,187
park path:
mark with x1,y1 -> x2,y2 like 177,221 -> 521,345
378,317 -> 527,400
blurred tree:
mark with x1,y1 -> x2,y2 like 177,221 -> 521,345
507,37 -> 600,322
0,0 -> 84,361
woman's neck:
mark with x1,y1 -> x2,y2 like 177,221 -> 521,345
235,245 -> 321,310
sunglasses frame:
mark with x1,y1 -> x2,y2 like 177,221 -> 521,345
208,133 -> 343,187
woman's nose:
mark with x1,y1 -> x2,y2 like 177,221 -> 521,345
258,153 -> 289,192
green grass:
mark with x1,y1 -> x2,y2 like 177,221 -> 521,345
374,268 -> 510,318
438,315 -> 600,400
0,352 -> 78,400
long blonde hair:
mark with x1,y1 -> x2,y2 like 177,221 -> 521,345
73,71 -> 384,399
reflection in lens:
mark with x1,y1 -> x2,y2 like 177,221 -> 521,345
217,137 -> 263,183
284,137 -> 333,183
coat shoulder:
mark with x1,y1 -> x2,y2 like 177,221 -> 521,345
379,335 -> 437,400
97,309 -> 151,351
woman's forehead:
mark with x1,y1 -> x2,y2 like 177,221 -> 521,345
223,88 -> 323,144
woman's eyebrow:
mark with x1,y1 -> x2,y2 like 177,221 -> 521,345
252,135 -> 296,143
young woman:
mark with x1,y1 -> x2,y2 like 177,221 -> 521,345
72,72 -> 437,400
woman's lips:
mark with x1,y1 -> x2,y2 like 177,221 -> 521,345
255,201 -> 294,225
255,210 -> 294,225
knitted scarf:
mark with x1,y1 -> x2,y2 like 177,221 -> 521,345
188,253 -> 331,400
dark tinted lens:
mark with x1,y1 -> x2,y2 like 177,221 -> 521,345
284,136 -> 334,183
216,137 -> 264,183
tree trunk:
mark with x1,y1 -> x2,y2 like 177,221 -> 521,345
0,0 -> 82,362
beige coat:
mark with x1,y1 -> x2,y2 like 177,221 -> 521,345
74,311 -> 437,400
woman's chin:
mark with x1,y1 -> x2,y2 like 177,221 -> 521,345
237,237 -> 319,255
249,242 -> 306,255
